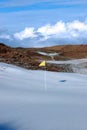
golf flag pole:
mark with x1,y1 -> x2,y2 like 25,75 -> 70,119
39,60 -> 47,91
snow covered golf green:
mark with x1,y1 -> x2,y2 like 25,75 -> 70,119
0,62 -> 87,130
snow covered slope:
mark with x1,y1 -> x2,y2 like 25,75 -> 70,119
0,63 -> 87,130
47,58 -> 87,74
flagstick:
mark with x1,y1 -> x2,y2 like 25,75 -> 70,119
39,60 -> 47,91
44,66 -> 47,91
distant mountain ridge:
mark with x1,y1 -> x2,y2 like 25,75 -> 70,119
0,43 -> 87,72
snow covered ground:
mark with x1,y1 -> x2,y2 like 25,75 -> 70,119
47,58 -> 87,64
47,58 -> 87,74
0,62 -> 87,130
38,51 -> 59,60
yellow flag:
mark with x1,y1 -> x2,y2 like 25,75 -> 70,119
39,60 -> 46,67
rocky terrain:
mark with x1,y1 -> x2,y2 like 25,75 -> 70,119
0,43 -> 87,72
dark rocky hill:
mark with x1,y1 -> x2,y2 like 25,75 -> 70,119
0,43 -> 87,72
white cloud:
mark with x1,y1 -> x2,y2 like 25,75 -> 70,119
0,34 -> 11,40
14,27 -> 36,40
37,21 -> 66,39
67,20 -> 87,31
12,19 -> 87,47
37,20 -> 87,39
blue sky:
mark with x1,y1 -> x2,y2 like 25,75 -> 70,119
0,0 -> 87,47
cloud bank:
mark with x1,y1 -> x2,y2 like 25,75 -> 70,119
14,27 -> 36,40
0,19 -> 87,47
